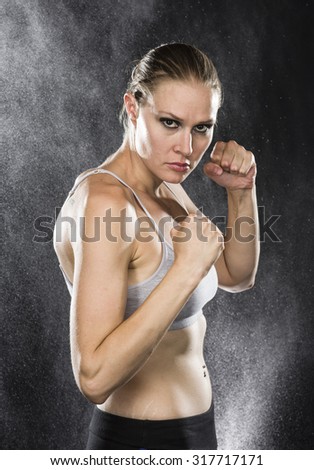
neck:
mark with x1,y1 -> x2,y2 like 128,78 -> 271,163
105,134 -> 164,197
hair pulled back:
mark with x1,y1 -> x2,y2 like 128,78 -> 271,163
119,43 -> 222,131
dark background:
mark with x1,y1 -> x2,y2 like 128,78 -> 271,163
2,0 -> 314,450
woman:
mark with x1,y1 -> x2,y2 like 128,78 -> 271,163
53,43 -> 259,450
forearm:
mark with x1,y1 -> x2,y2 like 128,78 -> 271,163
223,185 -> 260,287
79,262 -> 202,403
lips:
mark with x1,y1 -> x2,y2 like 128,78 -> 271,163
171,162 -> 190,167
167,162 -> 190,172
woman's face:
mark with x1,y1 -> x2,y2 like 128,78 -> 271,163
132,79 -> 220,184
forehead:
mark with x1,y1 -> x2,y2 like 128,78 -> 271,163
147,79 -> 219,121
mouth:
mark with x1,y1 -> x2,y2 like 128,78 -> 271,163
166,162 -> 191,173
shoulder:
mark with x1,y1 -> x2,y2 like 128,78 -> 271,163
70,170 -> 137,217
67,174 -> 138,262
62,170 -> 138,248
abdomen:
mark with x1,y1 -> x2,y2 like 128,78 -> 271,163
98,314 -> 213,419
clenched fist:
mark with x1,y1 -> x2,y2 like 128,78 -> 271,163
203,140 -> 257,191
170,213 -> 224,279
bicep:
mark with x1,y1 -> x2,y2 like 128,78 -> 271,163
213,252 -> 235,290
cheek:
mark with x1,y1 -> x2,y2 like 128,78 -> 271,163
193,134 -> 213,156
149,128 -> 167,154
136,122 -> 166,158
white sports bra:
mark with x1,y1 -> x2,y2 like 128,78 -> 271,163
59,168 -> 218,330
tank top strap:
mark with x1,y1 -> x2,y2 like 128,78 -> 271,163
162,181 -> 189,214
67,168 -> 166,243
66,169 -> 102,199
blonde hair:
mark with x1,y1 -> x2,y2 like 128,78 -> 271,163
119,42 -> 222,131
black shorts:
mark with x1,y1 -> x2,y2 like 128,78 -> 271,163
86,401 -> 218,450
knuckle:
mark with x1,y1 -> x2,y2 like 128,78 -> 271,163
228,140 -> 237,148
212,141 -> 225,155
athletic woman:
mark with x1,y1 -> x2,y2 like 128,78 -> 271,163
54,43 -> 259,449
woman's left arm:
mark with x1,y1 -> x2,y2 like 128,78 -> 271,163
203,140 -> 260,292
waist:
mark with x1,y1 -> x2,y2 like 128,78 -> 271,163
95,399 -> 215,428
99,315 -> 212,419
100,369 -> 212,419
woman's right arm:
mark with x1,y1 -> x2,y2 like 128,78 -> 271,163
71,186 -> 223,404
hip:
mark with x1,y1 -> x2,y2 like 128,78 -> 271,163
87,399 -> 217,450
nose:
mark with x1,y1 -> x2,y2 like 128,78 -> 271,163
174,130 -> 193,157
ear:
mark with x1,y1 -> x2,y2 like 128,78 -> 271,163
124,93 -> 139,125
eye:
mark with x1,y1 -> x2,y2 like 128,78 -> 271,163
160,118 -> 179,129
194,124 -> 213,134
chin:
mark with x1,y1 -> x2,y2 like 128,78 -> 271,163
164,173 -> 189,185
166,167 -> 193,181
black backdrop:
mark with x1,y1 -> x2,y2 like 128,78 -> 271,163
3,0 -> 314,450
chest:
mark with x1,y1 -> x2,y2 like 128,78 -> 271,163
132,186 -> 189,245
126,187 -> 189,287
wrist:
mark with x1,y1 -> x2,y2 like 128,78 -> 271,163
226,185 -> 258,221
226,184 -> 256,197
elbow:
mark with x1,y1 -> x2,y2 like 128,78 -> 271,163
221,274 -> 256,293
77,369 -> 111,405
232,274 -> 256,292
237,281 -> 255,292
74,351 -> 117,404
79,376 -> 110,405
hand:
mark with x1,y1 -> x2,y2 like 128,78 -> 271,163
203,140 -> 257,191
170,213 -> 224,279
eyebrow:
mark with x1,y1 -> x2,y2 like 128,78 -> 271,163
158,111 -> 216,125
